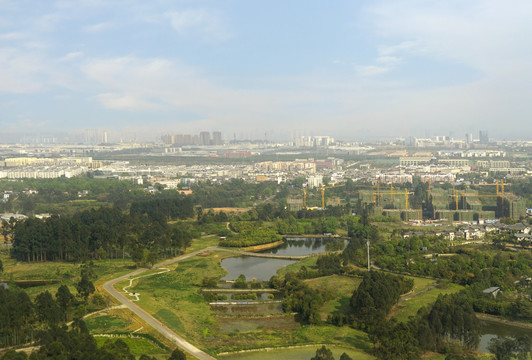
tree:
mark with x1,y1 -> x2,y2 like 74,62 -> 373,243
99,339 -> 135,360
1,350 -> 28,360
76,274 -> 95,301
0,259 -> 3,273
311,346 -> 335,360
339,354 -> 352,360
489,336 -> 531,360
56,285 -> 74,312
168,348 -> 186,360
34,291 -> 61,326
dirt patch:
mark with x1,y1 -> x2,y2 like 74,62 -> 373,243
210,208 -> 252,213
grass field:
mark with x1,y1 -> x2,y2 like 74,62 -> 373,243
393,282 -> 464,322
86,314 -> 134,333
305,275 -> 362,320
95,336 -> 168,359
220,345 -> 375,360
409,276 -> 436,293
276,255 -> 318,277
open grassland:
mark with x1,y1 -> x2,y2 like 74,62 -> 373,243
276,255 -> 318,277
409,276 -> 436,292
393,282 -> 464,322
305,275 -> 362,320
219,345 -> 375,360
86,314 -> 134,333
95,336 -> 169,359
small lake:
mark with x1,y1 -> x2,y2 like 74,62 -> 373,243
478,319 -> 532,352
220,257 -> 296,281
260,237 -> 346,256
221,237 -> 340,281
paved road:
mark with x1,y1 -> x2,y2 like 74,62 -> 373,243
103,248 -> 217,360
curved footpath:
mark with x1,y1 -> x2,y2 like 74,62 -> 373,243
103,248 -> 217,360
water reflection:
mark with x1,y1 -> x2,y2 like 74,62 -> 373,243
220,257 -> 296,281
478,319 -> 532,352
261,237 -> 346,256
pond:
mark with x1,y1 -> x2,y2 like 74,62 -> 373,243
221,237 -> 341,281
478,319 -> 532,352
220,256 -> 296,281
260,237 -> 346,256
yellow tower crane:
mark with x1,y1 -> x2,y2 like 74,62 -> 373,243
319,183 -> 345,208
373,188 -> 413,209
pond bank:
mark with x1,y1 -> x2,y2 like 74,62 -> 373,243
239,241 -> 285,252
476,312 -> 532,330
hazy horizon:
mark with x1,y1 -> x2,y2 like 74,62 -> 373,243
1,1 -> 532,141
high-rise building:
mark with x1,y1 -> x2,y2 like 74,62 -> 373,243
465,133 -> 473,144
200,131 -> 211,145
212,131 -> 223,145
479,131 -> 489,144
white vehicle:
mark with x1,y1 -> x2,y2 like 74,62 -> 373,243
527,209 -> 532,217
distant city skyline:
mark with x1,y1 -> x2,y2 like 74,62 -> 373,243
1,1 -> 532,140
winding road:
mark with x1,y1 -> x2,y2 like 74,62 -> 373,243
103,248 -> 217,360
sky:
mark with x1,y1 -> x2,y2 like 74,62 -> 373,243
1,0 -> 532,142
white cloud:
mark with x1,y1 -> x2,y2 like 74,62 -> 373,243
164,9 -> 230,41
83,22 -> 113,33
0,32 -> 25,40
59,51 -> 84,62
376,55 -> 401,65
355,65 -> 390,77
0,48 -> 47,93
97,93 -> 160,110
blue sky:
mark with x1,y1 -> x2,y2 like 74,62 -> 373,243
1,0 -> 532,141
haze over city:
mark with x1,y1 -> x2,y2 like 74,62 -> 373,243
1,0 -> 532,142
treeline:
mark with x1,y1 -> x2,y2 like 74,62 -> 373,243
12,206 -> 192,263
191,179 -> 280,207
130,194 -> 193,221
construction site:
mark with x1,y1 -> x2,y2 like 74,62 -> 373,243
288,180 -> 528,223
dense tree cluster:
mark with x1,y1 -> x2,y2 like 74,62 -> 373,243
488,335 -> 531,360
368,293 -> 480,359
350,272 -> 414,326
129,194 -> 193,221
271,272 -> 326,324
316,253 -> 343,276
191,179 -> 279,207
11,206 -> 192,263
220,222 -> 281,247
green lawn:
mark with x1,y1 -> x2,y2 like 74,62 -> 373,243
86,314 -> 134,333
220,345 -> 375,360
393,282 -> 464,322
305,275 -> 362,319
276,255 -> 318,277
95,336 -> 169,359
